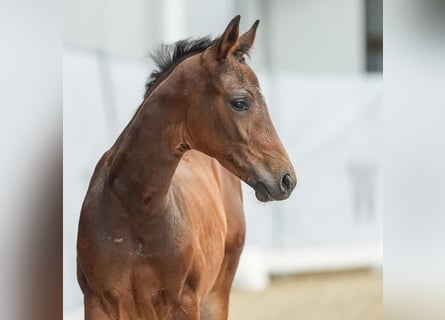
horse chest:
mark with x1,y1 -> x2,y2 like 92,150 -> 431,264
130,233 -> 225,302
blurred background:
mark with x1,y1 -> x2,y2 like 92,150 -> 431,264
64,0 -> 382,319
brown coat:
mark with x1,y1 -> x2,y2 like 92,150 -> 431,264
77,16 -> 295,320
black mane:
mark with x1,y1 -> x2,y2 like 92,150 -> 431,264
144,37 -> 215,98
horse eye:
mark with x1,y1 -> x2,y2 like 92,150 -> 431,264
234,50 -> 246,62
231,100 -> 249,111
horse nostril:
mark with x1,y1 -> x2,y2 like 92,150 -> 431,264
281,173 -> 293,193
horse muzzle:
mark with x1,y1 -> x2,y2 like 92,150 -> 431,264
253,171 -> 296,202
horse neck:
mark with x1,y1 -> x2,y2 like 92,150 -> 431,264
107,85 -> 189,212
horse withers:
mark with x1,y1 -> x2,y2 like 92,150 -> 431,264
77,15 -> 296,319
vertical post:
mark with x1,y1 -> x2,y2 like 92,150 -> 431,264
96,48 -> 118,143
161,0 -> 186,43
234,0 -> 248,28
258,0 -> 285,249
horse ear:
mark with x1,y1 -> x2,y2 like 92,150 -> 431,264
215,15 -> 241,61
239,20 -> 260,51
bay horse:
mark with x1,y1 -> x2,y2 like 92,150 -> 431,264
77,15 -> 296,320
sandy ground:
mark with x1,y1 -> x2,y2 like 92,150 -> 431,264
229,269 -> 382,320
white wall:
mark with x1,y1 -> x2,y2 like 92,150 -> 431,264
64,0 -> 154,58
267,0 -> 365,73
63,0 -> 234,58
64,0 -> 367,73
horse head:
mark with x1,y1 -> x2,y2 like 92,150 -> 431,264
183,16 -> 296,202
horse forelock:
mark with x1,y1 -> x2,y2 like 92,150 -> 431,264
144,37 -> 216,98
143,36 -> 253,100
